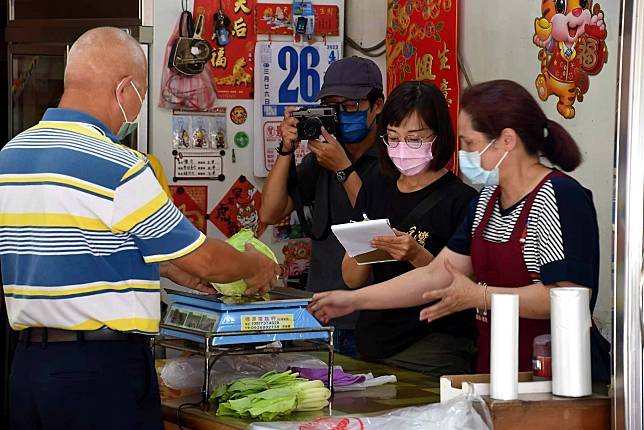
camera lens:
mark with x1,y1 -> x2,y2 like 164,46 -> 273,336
303,118 -> 322,139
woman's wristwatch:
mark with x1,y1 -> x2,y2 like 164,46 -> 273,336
276,141 -> 295,156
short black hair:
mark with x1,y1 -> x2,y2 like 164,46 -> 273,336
366,87 -> 385,107
377,81 -> 455,175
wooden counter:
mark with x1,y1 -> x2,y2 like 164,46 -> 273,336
486,392 -> 611,430
162,354 -> 610,430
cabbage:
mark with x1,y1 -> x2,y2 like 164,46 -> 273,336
213,229 -> 277,296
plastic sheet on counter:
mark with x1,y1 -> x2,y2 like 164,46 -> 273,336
156,353 -> 330,394
249,390 -> 493,430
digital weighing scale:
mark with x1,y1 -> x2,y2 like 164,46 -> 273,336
157,287 -> 335,406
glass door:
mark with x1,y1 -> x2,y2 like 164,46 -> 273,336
8,44 -> 66,141
614,0 -> 644,428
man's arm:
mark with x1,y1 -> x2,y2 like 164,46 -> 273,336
260,153 -> 296,224
260,106 -> 299,224
160,262 -> 214,293
309,127 -> 360,208
171,239 -> 280,296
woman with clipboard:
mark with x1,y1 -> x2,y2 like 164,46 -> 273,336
340,81 -> 478,377
311,80 -> 611,383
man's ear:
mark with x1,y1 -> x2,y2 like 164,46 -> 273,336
372,97 -> 385,116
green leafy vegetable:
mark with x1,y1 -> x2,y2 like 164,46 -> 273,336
213,229 -> 277,296
210,371 -> 331,421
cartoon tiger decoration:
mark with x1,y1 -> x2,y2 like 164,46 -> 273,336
533,0 -> 608,119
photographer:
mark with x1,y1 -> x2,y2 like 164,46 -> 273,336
260,57 -> 384,357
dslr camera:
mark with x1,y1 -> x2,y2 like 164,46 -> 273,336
292,105 -> 339,141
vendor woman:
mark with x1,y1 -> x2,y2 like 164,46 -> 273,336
342,81 -> 478,377
311,80 -> 611,380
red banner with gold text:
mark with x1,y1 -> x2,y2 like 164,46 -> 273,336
386,0 -> 459,172
194,0 -> 256,99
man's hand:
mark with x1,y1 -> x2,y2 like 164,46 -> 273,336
308,290 -> 357,324
308,127 -> 352,172
242,243 -> 281,296
281,106 -> 301,153
370,228 -> 429,266
161,262 -> 216,294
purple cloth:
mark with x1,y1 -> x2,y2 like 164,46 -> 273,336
290,367 -> 367,386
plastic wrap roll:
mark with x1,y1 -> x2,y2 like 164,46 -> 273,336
550,288 -> 592,397
490,293 -> 519,400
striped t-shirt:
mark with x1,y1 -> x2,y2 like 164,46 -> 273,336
447,173 -> 600,310
0,108 -> 205,334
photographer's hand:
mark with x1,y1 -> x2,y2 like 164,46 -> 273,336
281,107 -> 301,152
308,127 -> 352,172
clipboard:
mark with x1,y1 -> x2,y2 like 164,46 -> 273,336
331,219 -> 397,265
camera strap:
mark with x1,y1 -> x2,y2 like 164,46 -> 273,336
288,155 -> 332,241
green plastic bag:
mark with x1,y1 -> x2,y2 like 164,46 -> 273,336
213,229 -> 277,296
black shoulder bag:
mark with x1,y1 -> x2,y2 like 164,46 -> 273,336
288,155 -> 331,241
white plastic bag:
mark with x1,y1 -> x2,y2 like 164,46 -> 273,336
159,356 -> 203,390
209,353 -> 329,391
249,390 -> 493,430
158,353 -> 330,393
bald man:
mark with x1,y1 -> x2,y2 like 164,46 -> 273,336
0,27 -> 279,430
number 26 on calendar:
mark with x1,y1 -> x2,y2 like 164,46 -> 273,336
277,46 -> 322,104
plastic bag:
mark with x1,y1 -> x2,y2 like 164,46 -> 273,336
159,14 -> 217,111
209,353 -> 328,391
249,390 -> 493,430
159,356 -> 203,390
155,357 -> 202,401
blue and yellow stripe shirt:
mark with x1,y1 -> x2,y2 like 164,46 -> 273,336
0,109 -> 206,333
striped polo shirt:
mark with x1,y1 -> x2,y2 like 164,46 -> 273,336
0,109 -> 205,334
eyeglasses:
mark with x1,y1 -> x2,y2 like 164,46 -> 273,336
323,99 -> 362,113
380,134 -> 436,149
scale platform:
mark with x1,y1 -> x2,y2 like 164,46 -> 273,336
162,287 -> 329,346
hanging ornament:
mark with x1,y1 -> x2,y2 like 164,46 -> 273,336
292,0 -> 315,43
213,0 -> 232,46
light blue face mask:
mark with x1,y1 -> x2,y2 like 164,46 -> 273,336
338,110 -> 371,144
116,80 -> 144,141
458,139 -> 508,186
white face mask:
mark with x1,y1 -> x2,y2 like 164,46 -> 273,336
116,80 -> 143,140
458,139 -> 508,186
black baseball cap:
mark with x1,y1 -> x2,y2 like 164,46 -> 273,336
316,56 -> 383,101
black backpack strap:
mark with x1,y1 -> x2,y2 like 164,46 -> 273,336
398,179 -> 462,231
288,156 -> 331,241
179,10 -> 195,38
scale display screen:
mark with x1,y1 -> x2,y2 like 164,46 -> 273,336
164,304 -> 219,332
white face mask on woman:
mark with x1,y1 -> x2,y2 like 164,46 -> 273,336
458,139 -> 508,186
115,80 -> 143,140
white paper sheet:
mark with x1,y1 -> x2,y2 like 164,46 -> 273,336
331,219 -> 396,260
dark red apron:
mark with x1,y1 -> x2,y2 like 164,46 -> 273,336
471,171 -> 563,373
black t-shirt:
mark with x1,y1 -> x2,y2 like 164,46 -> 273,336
287,147 -> 380,329
354,171 -> 479,359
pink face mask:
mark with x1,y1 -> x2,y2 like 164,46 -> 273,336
386,136 -> 436,176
